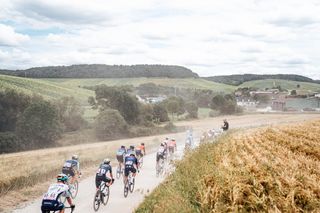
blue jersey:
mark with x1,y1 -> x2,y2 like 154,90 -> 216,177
96,163 -> 112,177
117,148 -> 126,156
124,156 -> 138,168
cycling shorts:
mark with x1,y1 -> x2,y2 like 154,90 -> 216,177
124,167 -> 136,177
95,175 -> 111,188
62,167 -> 75,177
41,200 -> 64,212
168,146 -> 174,153
116,155 -> 124,163
135,150 -> 143,158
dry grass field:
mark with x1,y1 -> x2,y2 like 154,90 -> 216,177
0,136 -> 161,200
136,120 -> 320,212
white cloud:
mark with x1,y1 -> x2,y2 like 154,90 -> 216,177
0,24 -> 30,46
1,0 -> 320,79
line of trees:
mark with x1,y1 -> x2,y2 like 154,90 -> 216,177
0,90 -> 86,153
0,64 -> 199,78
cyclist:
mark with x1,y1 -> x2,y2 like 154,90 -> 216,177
124,153 -> 138,184
41,174 -> 75,213
95,159 -> 114,191
156,143 -> 166,166
62,155 -> 81,184
222,119 -> 229,131
126,145 -> 135,156
116,145 -> 127,170
135,143 -> 146,159
168,138 -> 177,155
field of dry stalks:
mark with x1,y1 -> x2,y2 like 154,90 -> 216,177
136,120 -> 320,212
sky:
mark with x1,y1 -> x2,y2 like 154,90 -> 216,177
0,0 -> 320,78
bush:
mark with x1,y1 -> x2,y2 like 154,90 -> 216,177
0,132 -> 19,153
94,109 -> 128,140
185,101 -> 198,118
128,126 -> 153,137
164,122 -> 177,132
16,101 -> 62,149
152,104 -> 169,123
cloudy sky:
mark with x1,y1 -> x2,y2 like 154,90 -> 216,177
0,0 -> 320,78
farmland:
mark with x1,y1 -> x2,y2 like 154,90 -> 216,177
240,79 -> 320,92
136,120 -> 320,212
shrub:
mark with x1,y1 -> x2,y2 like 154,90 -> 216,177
185,101 -> 198,118
0,132 -> 19,153
16,101 -> 62,149
94,109 -> 127,140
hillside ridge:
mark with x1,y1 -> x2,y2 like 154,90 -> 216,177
205,74 -> 320,86
0,64 -> 198,78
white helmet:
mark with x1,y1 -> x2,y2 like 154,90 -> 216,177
72,155 -> 78,160
103,158 -> 111,164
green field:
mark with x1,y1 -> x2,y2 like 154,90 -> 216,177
43,77 -> 236,92
239,79 -> 320,92
0,74 -> 93,104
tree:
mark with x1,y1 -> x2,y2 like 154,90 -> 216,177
185,102 -> 198,118
94,109 -> 127,140
93,85 -> 140,124
210,94 -> 238,115
291,90 -> 297,96
163,96 -> 185,118
0,89 -> 31,132
54,97 -> 86,132
16,101 -> 62,148
152,104 -> 169,123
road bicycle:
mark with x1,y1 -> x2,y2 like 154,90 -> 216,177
93,181 -> 110,212
116,163 -> 124,179
138,156 -> 143,169
156,158 -> 165,177
123,171 -> 135,198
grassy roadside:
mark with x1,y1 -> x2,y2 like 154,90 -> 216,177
136,120 -> 320,212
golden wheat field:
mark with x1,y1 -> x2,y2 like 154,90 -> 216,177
137,120 -> 320,212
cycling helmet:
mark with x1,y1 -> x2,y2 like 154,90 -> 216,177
121,145 -> 125,149
160,143 -> 164,146
57,173 -> 68,182
171,138 -> 175,141
141,143 -> 145,146
103,158 -> 111,164
72,155 -> 78,160
130,153 -> 135,157
130,145 -> 134,150
165,137 -> 169,140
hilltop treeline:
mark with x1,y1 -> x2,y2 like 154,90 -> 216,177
0,64 -> 198,78
205,74 -> 320,86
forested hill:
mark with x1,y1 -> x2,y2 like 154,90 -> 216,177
204,74 -> 320,86
0,64 -> 198,78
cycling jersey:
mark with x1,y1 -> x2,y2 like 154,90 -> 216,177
41,183 -> 70,212
124,156 -> 138,176
62,159 -> 79,177
95,164 -> 112,188
96,164 -> 112,177
168,140 -> 176,147
116,148 -> 126,156
126,149 -> 135,156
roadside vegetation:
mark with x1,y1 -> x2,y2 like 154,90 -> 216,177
136,120 -> 320,212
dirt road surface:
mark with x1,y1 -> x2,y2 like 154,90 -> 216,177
12,114 -> 320,213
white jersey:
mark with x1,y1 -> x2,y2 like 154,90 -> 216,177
157,146 -> 166,155
43,183 -> 70,201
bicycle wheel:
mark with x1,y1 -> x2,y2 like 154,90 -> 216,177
116,165 -> 121,179
139,157 -> 143,169
93,190 -> 101,212
70,180 -> 79,199
123,180 -> 129,198
102,186 -> 110,206
129,176 -> 135,193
